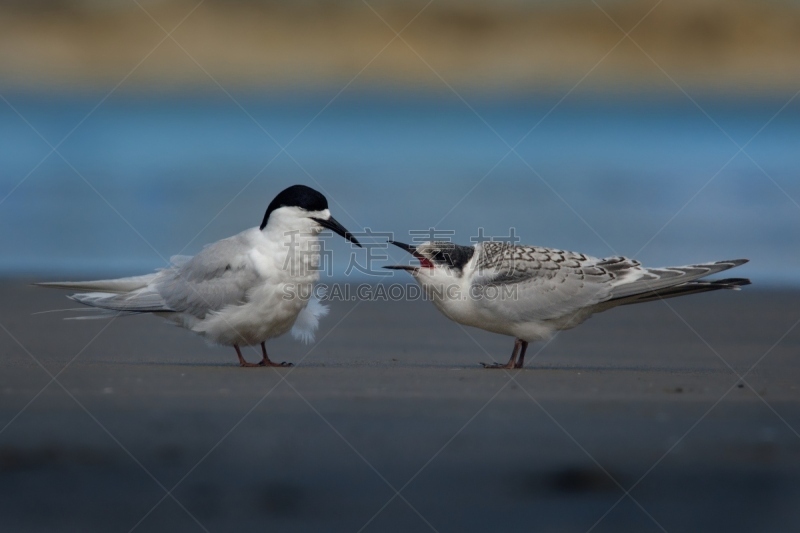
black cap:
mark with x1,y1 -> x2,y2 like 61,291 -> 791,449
261,185 -> 328,230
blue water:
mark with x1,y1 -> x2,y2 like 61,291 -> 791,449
1,91 -> 798,285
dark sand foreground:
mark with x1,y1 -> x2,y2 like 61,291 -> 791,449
1,281 -> 799,532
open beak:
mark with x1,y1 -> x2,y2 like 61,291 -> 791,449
312,216 -> 362,247
389,240 -> 416,254
383,240 -> 431,273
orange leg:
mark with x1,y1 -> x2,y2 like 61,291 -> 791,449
514,340 -> 529,369
234,343 -> 292,368
481,338 -> 528,369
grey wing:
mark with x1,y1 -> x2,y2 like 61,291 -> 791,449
474,243 -> 749,320
602,257 -> 749,304
472,242 -> 617,321
67,288 -> 172,313
156,235 -> 262,318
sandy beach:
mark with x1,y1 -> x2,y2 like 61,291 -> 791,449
1,281 -> 798,532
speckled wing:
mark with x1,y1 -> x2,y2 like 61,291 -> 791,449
156,233 -> 262,319
471,242 -> 747,322
599,257 -> 749,303
470,242 -> 627,321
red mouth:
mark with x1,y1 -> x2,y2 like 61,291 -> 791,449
414,253 -> 434,269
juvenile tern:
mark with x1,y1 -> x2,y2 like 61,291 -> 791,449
386,241 -> 749,369
38,184 -> 361,367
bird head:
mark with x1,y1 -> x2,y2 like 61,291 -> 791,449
384,241 -> 474,280
260,185 -> 361,247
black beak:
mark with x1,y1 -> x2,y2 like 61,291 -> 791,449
384,240 -> 421,273
383,265 -> 418,272
389,241 -> 416,254
311,216 -> 362,247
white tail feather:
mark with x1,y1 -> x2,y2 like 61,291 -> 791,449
30,307 -> 135,320
35,274 -> 157,294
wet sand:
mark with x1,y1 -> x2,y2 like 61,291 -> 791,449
1,281 -> 799,532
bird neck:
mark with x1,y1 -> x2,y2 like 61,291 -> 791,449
260,219 -> 323,282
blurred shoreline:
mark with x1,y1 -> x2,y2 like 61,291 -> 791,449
1,0 -> 799,95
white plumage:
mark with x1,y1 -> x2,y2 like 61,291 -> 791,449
387,240 -> 750,369
38,185 -> 360,367
291,295 -> 330,344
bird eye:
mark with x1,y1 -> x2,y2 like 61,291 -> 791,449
430,248 -> 456,267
